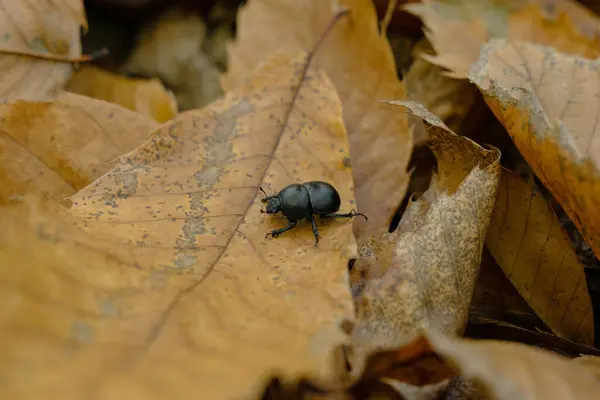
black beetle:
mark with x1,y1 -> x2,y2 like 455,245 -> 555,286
260,181 -> 367,247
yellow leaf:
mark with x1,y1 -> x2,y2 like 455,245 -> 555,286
0,52 -> 358,399
0,92 -> 157,203
351,101 -> 500,360
406,0 -> 600,78
68,66 -> 178,123
469,39 -> 600,266
486,170 -> 594,344
224,0 -> 411,236
0,0 -> 87,99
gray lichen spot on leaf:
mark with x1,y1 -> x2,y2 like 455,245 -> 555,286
99,299 -> 119,317
29,37 -> 49,53
173,252 -> 198,269
188,192 -> 210,213
343,157 -> 351,168
71,321 -> 94,344
114,167 -> 140,199
194,100 -> 254,189
177,217 -> 214,250
194,165 -> 222,189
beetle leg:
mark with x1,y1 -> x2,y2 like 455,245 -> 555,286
308,214 -> 320,247
321,209 -> 368,221
265,219 -> 297,240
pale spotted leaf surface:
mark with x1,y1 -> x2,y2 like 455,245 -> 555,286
469,39 -> 600,260
351,102 -> 500,365
0,53 -> 357,399
0,0 -> 86,99
0,92 -> 157,203
487,170 -> 594,344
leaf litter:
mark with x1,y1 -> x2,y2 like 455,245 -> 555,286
0,15 -> 361,399
3,0 -> 600,399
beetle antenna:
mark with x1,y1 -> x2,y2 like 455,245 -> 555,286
259,187 -> 269,202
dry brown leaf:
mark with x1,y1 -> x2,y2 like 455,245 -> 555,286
0,52 -> 358,399
469,39 -> 600,265
121,9 -> 223,111
0,92 -> 156,203
426,331 -> 600,400
67,65 -> 177,123
0,0 -> 87,99
486,169 -> 594,344
224,0 -> 411,236
351,102 -> 500,365
405,0 -> 600,78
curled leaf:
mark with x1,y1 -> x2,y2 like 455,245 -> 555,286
351,101 -> 500,361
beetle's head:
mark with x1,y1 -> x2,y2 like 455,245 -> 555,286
264,197 -> 281,214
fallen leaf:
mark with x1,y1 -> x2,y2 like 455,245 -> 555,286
469,248 -> 547,333
224,0 -> 411,236
0,0 -> 87,99
0,92 -> 157,203
67,65 -> 177,123
1,52 -> 358,399
486,169 -> 594,344
121,9 -> 223,111
426,331 -> 600,400
469,39 -> 600,265
405,0 -> 600,78
351,101 -> 500,364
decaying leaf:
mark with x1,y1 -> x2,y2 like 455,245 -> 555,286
121,9 -> 223,111
469,39 -> 600,263
405,0 -> 600,78
0,92 -> 157,203
67,65 -> 177,123
224,0 -> 411,236
486,170 -> 594,344
0,52 -> 358,399
0,0 -> 87,99
426,331 -> 600,400
351,102 -> 500,366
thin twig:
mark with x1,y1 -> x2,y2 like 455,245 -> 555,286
0,47 -> 109,63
